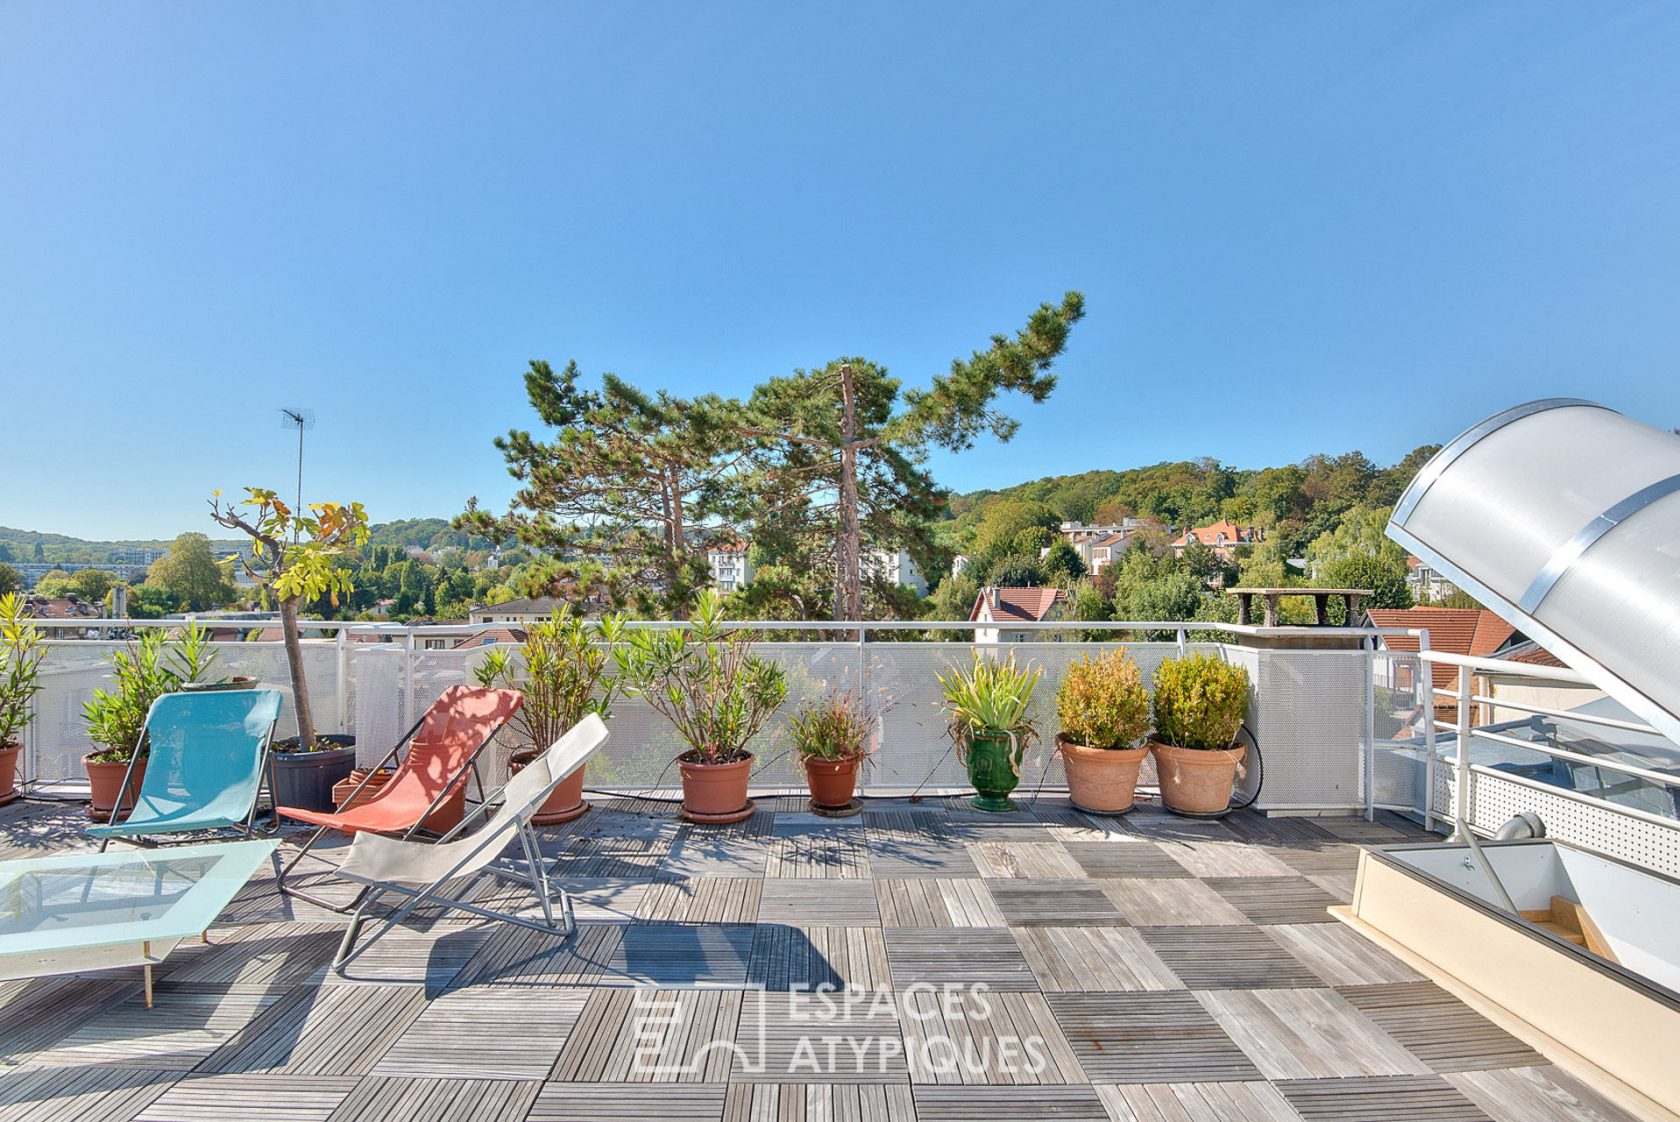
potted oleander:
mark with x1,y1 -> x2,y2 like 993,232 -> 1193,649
474,606 -> 625,824
614,589 -> 786,824
1056,649 -> 1151,815
790,689 -> 878,809
0,594 -> 45,807
938,652 -> 1043,813
80,624 -> 216,821
1149,652 -> 1250,817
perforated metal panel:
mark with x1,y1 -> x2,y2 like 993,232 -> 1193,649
1248,649 -> 1370,809
1464,768 -> 1680,878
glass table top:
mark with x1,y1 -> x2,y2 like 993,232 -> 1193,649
0,840 -> 278,956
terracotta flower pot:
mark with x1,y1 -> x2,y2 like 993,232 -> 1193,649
513,757 -> 591,825
0,742 -> 20,808
85,754 -> 147,822
677,752 -> 754,824
1150,740 -> 1245,817
803,756 -> 862,809
1057,735 -> 1150,815
332,767 -> 393,812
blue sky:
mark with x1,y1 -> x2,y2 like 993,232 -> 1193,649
4,2 -> 1679,540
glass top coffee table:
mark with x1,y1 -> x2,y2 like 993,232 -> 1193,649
0,839 -> 278,1007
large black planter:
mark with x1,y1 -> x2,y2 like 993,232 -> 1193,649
271,735 -> 357,813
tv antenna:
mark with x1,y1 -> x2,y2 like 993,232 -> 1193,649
280,408 -> 316,538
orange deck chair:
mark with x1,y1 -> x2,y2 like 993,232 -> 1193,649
276,684 -> 523,910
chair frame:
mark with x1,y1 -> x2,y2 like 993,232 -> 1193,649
331,801 -> 572,971
274,703 -> 511,911
96,690 -> 283,853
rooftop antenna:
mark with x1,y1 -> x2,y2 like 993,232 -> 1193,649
280,408 -> 315,541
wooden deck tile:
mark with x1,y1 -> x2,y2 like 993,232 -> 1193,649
1098,877 -> 1248,926
1204,877 -> 1341,925
1014,926 -> 1181,992
757,879 -> 882,926
1137,927 -> 1323,989
659,837 -> 771,879
608,923 -> 755,987
720,1083 -> 915,1122
551,989 -> 742,1082
637,879 -> 762,924
985,879 -> 1126,926
967,841 -> 1084,879
900,989 -> 1086,1085
1094,1079 -> 1302,1121
323,1076 -> 541,1121
1060,841 -> 1188,879
561,877 -> 654,924
1336,983 -> 1546,1073
0,1065 -> 177,1122
883,928 -> 1038,991
0,976 -> 144,1062
766,835 -> 872,879
911,1083 -> 1111,1120
1265,924 -> 1423,986
1446,1065 -> 1645,1122
23,986 -> 285,1071
747,926 -> 890,992
873,879 -> 1003,927
1197,988 -> 1431,1079
448,922 -> 619,988
1274,1074 -> 1490,1121
528,1081 -> 730,1121
371,987 -> 589,1079
155,924 -> 340,992
1046,993 -> 1261,1083
314,927 -> 492,989
730,989 -> 909,1084
198,984 -> 427,1075
135,1073 -> 359,1121
866,837 -> 982,878
1159,840 -> 1297,878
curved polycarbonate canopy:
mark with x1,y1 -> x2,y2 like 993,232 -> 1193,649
1389,399 -> 1680,747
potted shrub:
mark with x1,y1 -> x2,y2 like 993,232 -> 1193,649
211,487 -> 369,810
80,624 -> 216,821
614,589 -> 786,824
790,689 -> 878,809
474,606 -> 624,824
0,594 -> 45,807
1149,652 -> 1250,817
1055,649 -> 1151,815
937,652 -> 1043,813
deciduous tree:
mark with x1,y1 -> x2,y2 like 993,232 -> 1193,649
146,533 -> 237,612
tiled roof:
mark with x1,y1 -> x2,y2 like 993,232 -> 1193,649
454,627 -> 527,650
1171,520 -> 1255,548
969,586 -> 1067,623
1367,607 -> 1521,696
1496,640 -> 1567,669
470,597 -> 566,615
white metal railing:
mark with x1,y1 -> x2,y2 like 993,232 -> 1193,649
18,617 -> 1424,814
1420,648 -> 1680,874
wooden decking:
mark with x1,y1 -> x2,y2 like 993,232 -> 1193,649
0,795 -> 1651,1121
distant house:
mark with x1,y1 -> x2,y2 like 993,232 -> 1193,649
453,626 -> 528,651
1170,520 -> 1258,561
22,594 -> 101,620
951,554 -> 971,578
706,542 -> 752,592
1366,606 -> 1525,725
863,547 -> 927,595
969,586 -> 1069,644
1405,555 -> 1461,603
469,597 -> 568,626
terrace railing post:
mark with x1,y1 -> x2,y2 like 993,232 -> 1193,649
857,624 -> 868,799
335,627 -> 349,736
1363,643 -> 1376,822
1418,631 -> 1437,833
1449,663 -> 1473,841
401,629 -> 415,733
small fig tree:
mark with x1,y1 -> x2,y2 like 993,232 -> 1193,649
210,487 -> 369,748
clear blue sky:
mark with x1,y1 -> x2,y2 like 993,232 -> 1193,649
4,2 -> 1679,540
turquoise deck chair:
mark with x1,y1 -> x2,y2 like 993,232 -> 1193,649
89,688 -> 284,851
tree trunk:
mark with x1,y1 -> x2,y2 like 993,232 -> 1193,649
280,596 -> 317,748
668,465 -> 686,590
835,363 -> 862,626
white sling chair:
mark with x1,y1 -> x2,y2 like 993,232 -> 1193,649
329,714 -> 609,970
